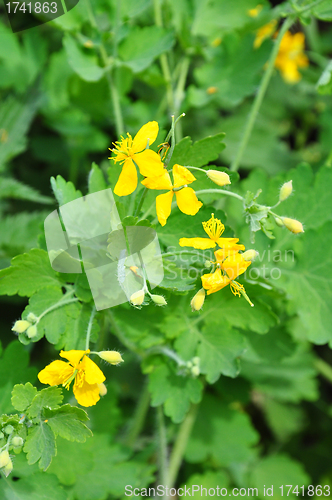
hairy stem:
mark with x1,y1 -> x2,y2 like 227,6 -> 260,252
85,305 -> 96,350
125,380 -> 151,447
195,189 -> 244,202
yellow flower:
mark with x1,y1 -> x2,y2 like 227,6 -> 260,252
179,213 -> 245,251
38,350 -> 106,407
142,164 -> 202,226
201,268 -> 246,299
275,31 -> 309,83
109,121 -> 165,196
215,251 -> 251,280
254,20 -> 277,48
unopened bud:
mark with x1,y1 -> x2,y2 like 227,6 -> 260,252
11,436 -> 24,448
98,350 -> 124,365
12,320 -> 31,334
4,425 -> 14,435
2,458 -> 13,477
84,40 -> 94,48
186,361 -> 193,368
191,366 -> 200,377
26,325 -> 37,339
150,294 -> 167,306
206,169 -> 231,187
279,180 -> 293,202
190,288 -> 206,312
192,357 -> 200,366
130,289 -> 145,306
0,450 -> 10,468
207,86 -> 218,95
27,312 -> 38,323
242,249 -> 259,261
98,383 -> 107,397
274,216 -> 284,227
204,260 -> 212,268
282,217 -> 304,234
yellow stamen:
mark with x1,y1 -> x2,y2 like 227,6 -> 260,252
202,213 -> 225,241
230,280 -> 245,297
62,369 -> 79,390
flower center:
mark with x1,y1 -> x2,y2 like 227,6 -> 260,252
62,369 -> 79,390
111,133 -> 134,162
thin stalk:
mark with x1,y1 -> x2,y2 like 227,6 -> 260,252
85,305 -> 96,350
134,187 -> 149,217
36,295 -> 79,324
315,358 -> 332,384
125,381 -> 151,447
195,188 -> 244,202
174,57 -> 190,141
157,406 -> 169,494
298,0 -> 326,14
167,403 -> 199,488
230,17 -> 294,172
153,0 -> 174,113
99,45 -> 124,137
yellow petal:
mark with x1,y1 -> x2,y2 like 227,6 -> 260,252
176,187 -> 203,215
142,171 -> 172,190
132,121 -> 159,153
60,350 -> 89,368
134,149 -> 165,178
173,164 -> 196,188
80,355 -> 106,384
156,191 -> 174,226
221,253 -> 251,280
73,380 -> 100,407
38,360 -> 73,386
179,237 -> 216,249
201,269 -> 230,295
114,158 -> 138,196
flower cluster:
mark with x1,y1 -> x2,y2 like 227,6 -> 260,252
180,214 -> 256,309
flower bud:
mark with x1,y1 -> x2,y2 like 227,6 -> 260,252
11,436 -> 24,448
26,325 -> 37,339
4,425 -> 14,435
11,320 -> 31,334
186,361 -> 193,368
242,249 -> 259,262
190,288 -> 206,312
130,289 -> 145,306
98,383 -> 107,397
206,170 -> 231,187
274,216 -> 284,227
150,294 -> 167,306
98,351 -> 124,365
2,458 -> 13,477
192,357 -> 200,366
191,365 -> 200,377
27,312 -> 38,323
0,450 -> 10,468
282,217 -> 304,234
207,86 -> 218,95
279,180 -> 293,202
204,260 -> 212,268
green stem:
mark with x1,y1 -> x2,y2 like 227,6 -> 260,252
315,358 -> 332,384
125,380 -> 151,447
325,148 -> 332,168
167,403 -> 199,488
134,187 -> 148,217
153,0 -> 174,113
157,406 -> 169,494
174,57 -> 190,141
99,45 -> 124,137
230,17 -> 294,172
36,294 -> 79,324
195,189 -> 244,202
85,305 -> 96,350
298,0 -> 326,13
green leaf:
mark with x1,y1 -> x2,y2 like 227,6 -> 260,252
11,383 -> 38,412
118,26 -> 175,73
24,423 -> 56,470
57,302 -> 99,350
44,405 -> 92,442
63,34 -> 105,82
50,175 -> 83,206
175,324 -> 246,383
241,345 -> 318,403
0,249 -> 61,297
184,471 -> 229,497
313,0 -> 332,20
277,223 -> 332,345
88,162 -> 107,193
0,178 -> 53,204
169,133 -> 226,169
316,60 -> 332,95
249,454 -> 310,499
0,212 -> 48,259
149,362 -> 203,423
185,393 -> 259,465
28,387 -> 63,419
158,261 -> 196,292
